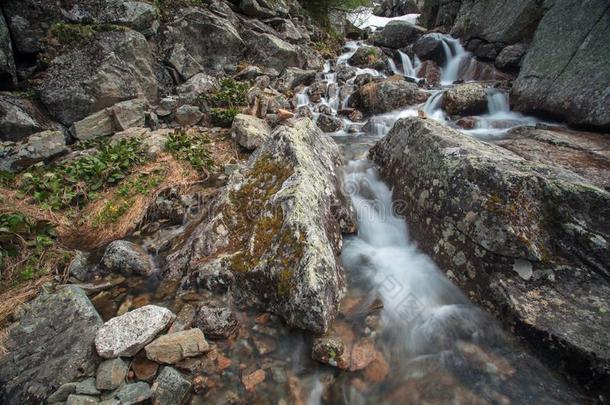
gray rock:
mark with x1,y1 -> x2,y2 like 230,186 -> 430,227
145,328 -> 209,364
0,129 -> 68,172
151,367 -> 191,405
374,0 -> 420,17
67,394 -> 99,405
38,30 -> 157,126
441,82 -> 488,116
74,378 -> 101,395
0,12 -> 16,88
0,93 -> 62,142
420,0 -> 462,31
230,114 -> 271,150
244,31 -> 301,72
278,67 -> 317,91
48,382 -> 77,403
174,105 -> 203,127
450,0 -> 545,48
413,33 -> 450,66
71,109 -> 114,141
511,0 -> 610,130
176,73 -> 219,105
239,0 -> 277,19
316,114 -> 343,133
369,117 -> 610,389
161,8 -> 244,77
195,306 -> 239,340
2,0 -> 157,55
101,240 -> 152,277
96,359 -> 128,391
495,43 -> 529,70
348,78 -> 429,115
347,46 -> 387,70
164,119 -> 353,333
372,20 -> 427,49
0,286 -> 102,404
234,65 -> 264,82
115,382 -> 152,405
111,98 -> 148,132
95,305 -> 176,358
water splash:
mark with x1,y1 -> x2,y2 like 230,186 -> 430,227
440,36 -> 469,85
399,51 -> 416,77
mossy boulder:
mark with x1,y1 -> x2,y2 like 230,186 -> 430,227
165,118 -> 355,333
369,117 -> 610,390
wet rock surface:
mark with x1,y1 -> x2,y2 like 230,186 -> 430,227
0,286 -> 103,404
349,77 -> 429,115
370,117 -> 610,390
441,82 -> 488,116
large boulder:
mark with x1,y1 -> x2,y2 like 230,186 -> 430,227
348,78 -> 429,115
347,46 -> 388,70
0,93 -> 62,142
100,240 -> 153,277
0,130 -> 68,172
70,98 -> 148,140
0,286 -> 103,404
511,0 -> 610,131
165,118 -> 354,333
372,20 -> 427,49
450,0 -> 545,58
413,33 -> 449,66
244,31 -> 301,72
0,12 -> 16,89
2,0 -> 158,55
38,30 -> 157,126
161,8 -> 245,78
441,82 -> 488,116
369,117 -> 610,390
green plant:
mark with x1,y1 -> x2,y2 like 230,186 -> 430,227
203,78 -> 249,109
166,131 -> 214,172
210,107 -> 240,128
0,212 -> 67,286
20,138 -> 148,210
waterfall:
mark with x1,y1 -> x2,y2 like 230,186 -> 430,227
423,90 -> 446,121
487,89 -> 510,114
440,36 -> 469,85
388,57 -> 401,76
399,51 -> 416,77
296,91 -> 310,107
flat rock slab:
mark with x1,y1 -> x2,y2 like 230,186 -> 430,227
145,328 -> 209,364
95,305 -> 176,358
0,286 -> 102,404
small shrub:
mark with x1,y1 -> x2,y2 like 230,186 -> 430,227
210,107 -> 240,128
203,78 -> 249,109
166,131 -> 214,172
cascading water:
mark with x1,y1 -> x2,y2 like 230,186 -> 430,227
440,36 -> 469,85
398,50 -> 416,77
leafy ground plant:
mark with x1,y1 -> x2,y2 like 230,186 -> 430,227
0,212 -> 69,288
166,130 -> 214,173
201,78 -> 249,127
19,138 -> 148,210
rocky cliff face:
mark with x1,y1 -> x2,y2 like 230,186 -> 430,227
511,0 -> 610,131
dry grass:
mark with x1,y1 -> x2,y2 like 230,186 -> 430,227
70,154 -> 200,249
0,275 -> 52,330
